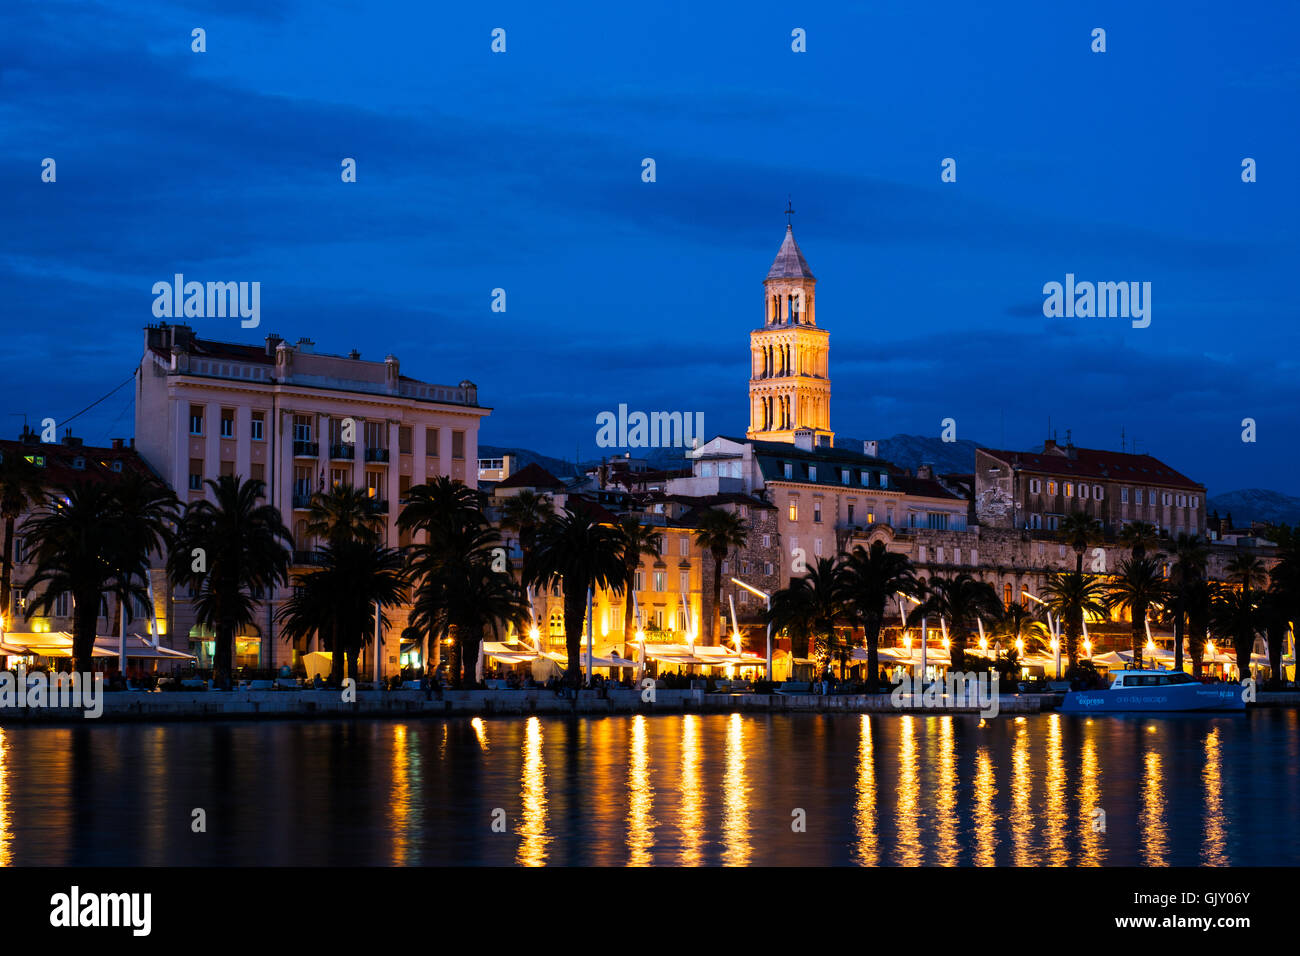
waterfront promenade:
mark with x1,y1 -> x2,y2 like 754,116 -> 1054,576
2,687 -> 1296,722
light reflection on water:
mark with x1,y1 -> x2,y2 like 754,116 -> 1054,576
0,710 -> 1296,866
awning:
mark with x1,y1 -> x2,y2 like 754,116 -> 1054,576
481,641 -> 540,665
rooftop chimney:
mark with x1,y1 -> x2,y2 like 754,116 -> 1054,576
792,427 -> 814,451
348,349 -> 360,360
863,439 -> 879,458
111,438 -> 124,450
265,333 -> 283,356
296,337 -> 315,353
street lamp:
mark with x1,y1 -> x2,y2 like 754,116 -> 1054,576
898,592 -> 926,683
1024,589 -> 1062,678
731,577 -> 772,681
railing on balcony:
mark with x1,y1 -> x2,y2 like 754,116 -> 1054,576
364,447 -> 390,463
366,497 -> 389,513
329,443 -> 355,460
292,550 -> 328,567
292,493 -> 313,509
293,440 -> 319,457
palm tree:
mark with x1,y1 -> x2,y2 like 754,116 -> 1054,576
498,490 -> 553,572
692,507 -> 749,644
615,516 -> 663,643
838,541 -> 918,691
397,476 -> 489,550
525,509 -> 625,687
103,472 -> 180,651
1119,521 -> 1160,561
305,483 -> 384,549
768,557 -> 848,679
1266,529 -> 1300,683
992,597 -> 1050,657
409,554 -> 530,688
1059,512 -> 1102,575
1166,533 -> 1208,671
1225,553 -> 1268,598
278,539 -> 408,684
168,476 -> 292,689
1106,555 -> 1168,664
1186,576 -> 1213,676
0,450 -> 43,624
1041,570 -> 1110,670
1210,583 -> 1261,679
907,572 -> 1000,671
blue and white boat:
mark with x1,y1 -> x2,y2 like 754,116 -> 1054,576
1061,669 -> 1245,713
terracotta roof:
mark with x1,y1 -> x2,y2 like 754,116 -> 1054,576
0,438 -> 154,487
766,225 -> 815,280
978,445 -> 1203,491
496,462 -> 566,490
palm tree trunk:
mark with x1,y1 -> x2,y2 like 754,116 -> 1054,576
623,568 -> 636,643
460,631 -> 480,688
563,587 -> 586,688
214,619 -> 235,689
1266,620 -> 1285,687
1173,611 -> 1185,672
866,618 -> 881,692
1065,614 -> 1079,671
1131,611 -> 1143,665
73,591 -> 99,676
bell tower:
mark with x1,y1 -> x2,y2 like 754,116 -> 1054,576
747,215 -> 833,446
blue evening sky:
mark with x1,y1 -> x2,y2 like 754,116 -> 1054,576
3,1 -> 1297,494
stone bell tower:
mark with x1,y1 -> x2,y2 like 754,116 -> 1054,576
746,218 -> 833,446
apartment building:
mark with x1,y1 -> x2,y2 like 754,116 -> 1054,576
975,439 -> 1206,537
134,322 -> 489,672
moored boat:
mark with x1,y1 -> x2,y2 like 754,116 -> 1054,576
1061,669 -> 1245,713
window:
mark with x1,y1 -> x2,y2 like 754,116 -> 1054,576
937,547 -> 945,563
1029,478 -> 1041,494
250,412 -> 264,441
762,534 -> 770,548
1094,485 -> 1103,500
188,458 -> 203,490
866,512 -> 875,524
1064,482 -> 1073,497
1176,494 -> 1185,507
251,463 -> 265,483
653,571 -> 666,592
679,571 -> 689,593
399,426 -> 412,455
808,465 -> 817,482
292,415 -> 312,442
1163,493 -> 1172,506
847,503 -> 855,523
398,474 -> 411,498
813,502 -> 822,523
72,457 -> 85,470
783,462 -> 793,479
860,471 -> 869,487
1047,515 -> 1059,531
293,466 -> 311,497
1121,487 -> 1129,503
219,460 -> 235,477
452,430 -> 466,460
635,570 -> 644,591
789,536 -> 798,553
189,404 -> 204,435
879,474 -> 888,489
1135,489 -> 1144,505
927,513 -> 948,530
1030,513 -> 1042,529
1004,584 -> 1012,606
1047,480 -> 1057,495
788,502 -> 798,522
366,471 -> 383,498
220,409 -> 235,438
814,539 -> 822,556
1191,496 -> 1199,508
425,428 -> 440,457
841,469 -> 850,485
765,562 -> 773,576
679,537 -> 688,556
363,420 -> 384,450
653,609 -> 664,630
330,467 -> 348,487
55,591 -> 71,617
1079,484 -> 1089,500
677,609 -> 688,632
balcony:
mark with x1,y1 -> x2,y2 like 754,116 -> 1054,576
292,550 -> 327,567
364,447 -> 390,463
292,493 -> 313,510
329,443 -> 355,460
366,497 -> 389,514
293,440 -> 319,458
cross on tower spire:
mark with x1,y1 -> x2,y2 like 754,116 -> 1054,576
784,196 -> 795,227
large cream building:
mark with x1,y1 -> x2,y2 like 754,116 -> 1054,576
134,322 -> 489,673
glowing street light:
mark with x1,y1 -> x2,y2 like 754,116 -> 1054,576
731,577 -> 772,680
